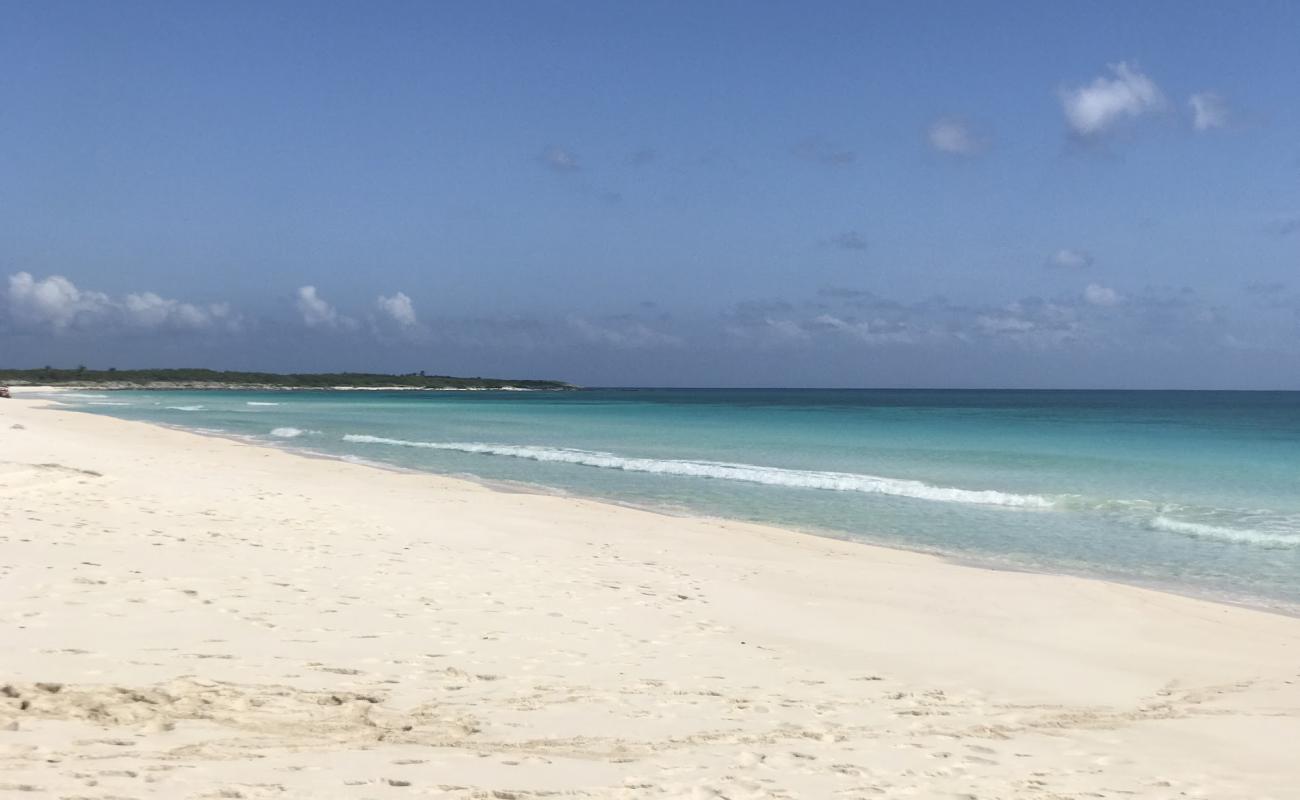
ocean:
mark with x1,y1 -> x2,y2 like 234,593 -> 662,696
56,388 -> 1300,611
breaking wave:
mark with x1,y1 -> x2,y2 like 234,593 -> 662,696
340,435 -> 1053,508
1149,516 -> 1300,548
166,405 -> 204,411
247,401 -> 281,406
271,427 -> 318,438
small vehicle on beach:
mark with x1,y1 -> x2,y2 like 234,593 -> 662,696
0,387 -> 10,398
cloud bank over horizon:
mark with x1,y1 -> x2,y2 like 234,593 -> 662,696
4,269 -> 1295,389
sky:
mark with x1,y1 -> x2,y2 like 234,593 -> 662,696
2,0 -> 1298,388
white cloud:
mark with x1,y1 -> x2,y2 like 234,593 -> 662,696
295,285 -> 352,328
810,313 -> 916,344
122,292 -> 235,330
1048,249 -> 1094,269
1189,91 -> 1228,131
7,272 -> 111,330
6,272 -> 235,332
1060,63 -> 1164,138
376,292 -> 418,328
927,119 -> 983,156
1084,283 -> 1121,307
971,300 -> 1084,348
977,314 -> 1037,334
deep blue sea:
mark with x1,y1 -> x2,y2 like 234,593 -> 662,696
56,388 -> 1300,611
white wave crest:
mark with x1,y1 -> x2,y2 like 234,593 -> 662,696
271,427 -> 319,438
341,435 -> 1052,508
88,401 -> 132,406
1149,516 -> 1300,548
247,401 -> 281,406
166,405 -> 204,411
64,393 -> 109,399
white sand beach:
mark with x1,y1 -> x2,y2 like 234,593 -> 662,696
3,394 -> 1299,799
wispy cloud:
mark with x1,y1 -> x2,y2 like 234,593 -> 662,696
808,313 -> 917,344
826,231 -> 868,251
725,315 -> 812,346
1084,283 -> 1122,307
793,138 -> 857,167
731,299 -> 795,320
1189,91 -> 1228,131
1059,62 -> 1164,139
1241,281 -> 1293,311
626,147 -> 657,166
725,281 -> 1248,355
927,119 -> 985,156
5,272 -> 238,333
568,316 -> 682,348
818,286 -> 877,301
541,145 -> 581,173
970,299 -> 1084,349
1047,248 -> 1094,269
1263,213 -> 1300,236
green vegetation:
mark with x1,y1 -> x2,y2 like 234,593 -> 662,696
0,367 -> 574,391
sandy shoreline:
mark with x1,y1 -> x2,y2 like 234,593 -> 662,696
3,396 -> 1299,798
32,387 -> 1297,619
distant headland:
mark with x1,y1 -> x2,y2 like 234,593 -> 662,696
0,367 -> 576,392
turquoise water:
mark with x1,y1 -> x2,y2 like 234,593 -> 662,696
57,388 -> 1300,610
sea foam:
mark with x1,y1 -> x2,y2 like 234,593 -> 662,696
341,435 -> 1053,508
247,401 -> 281,406
166,405 -> 204,411
271,427 -> 317,438
1149,516 -> 1300,548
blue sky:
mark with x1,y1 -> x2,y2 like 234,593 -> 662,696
2,0 -> 1298,387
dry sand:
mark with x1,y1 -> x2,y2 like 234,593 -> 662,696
2,394 -> 1299,799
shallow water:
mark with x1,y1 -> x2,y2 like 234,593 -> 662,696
59,388 -> 1300,610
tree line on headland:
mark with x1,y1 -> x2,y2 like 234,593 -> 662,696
0,367 -> 575,391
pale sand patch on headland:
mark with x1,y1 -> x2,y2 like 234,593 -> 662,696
2,396 -> 1299,799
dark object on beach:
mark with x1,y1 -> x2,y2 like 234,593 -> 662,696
0,387 -> 10,398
